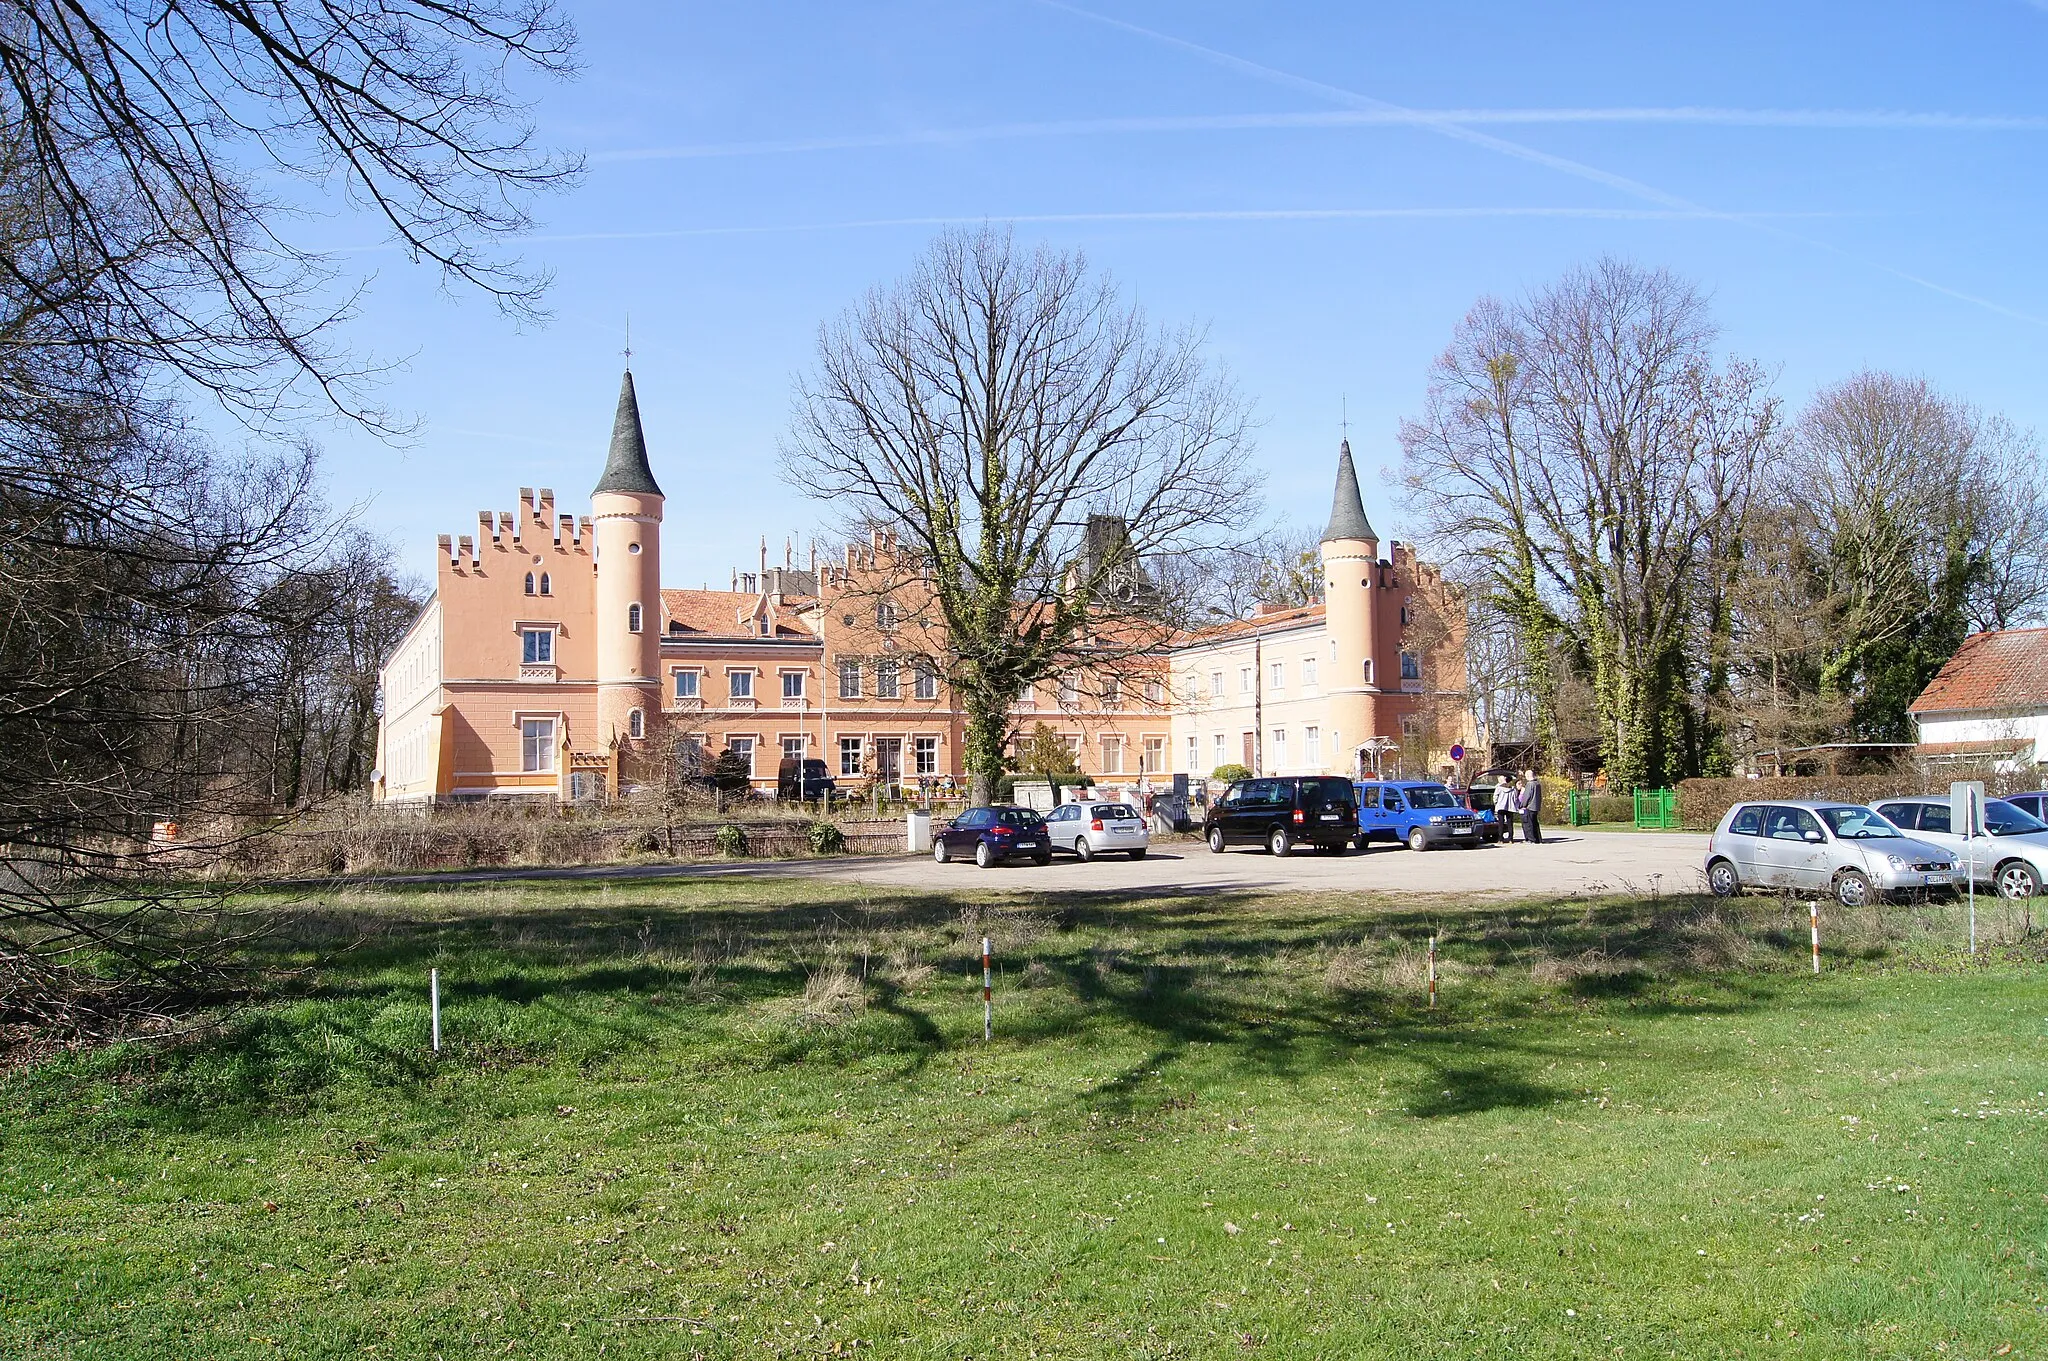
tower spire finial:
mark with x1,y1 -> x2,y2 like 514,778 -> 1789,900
623,314 -> 632,371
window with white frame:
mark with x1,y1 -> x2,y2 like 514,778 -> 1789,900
1212,732 -> 1226,767
1058,675 -> 1079,708
1401,651 -> 1422,681
628,602 -> 643,633
1302,655 -> 1318,687
782,735 -> 806,762
523,572 -> 535,595
726,736 -> 755,775
1239,667 -> 1253,694
875,659 -> 900,699
1061,733 -> 1081,761
838,735 -> 864,776
875,601 -> 898,629
519,717 -> 555,773
539,572 -> 550,596
673,669 -> 699,700
628,709 -> 644,739
1099,735 -> 1124,772
673,735 -> 703,774
838,659 -> 861,698
1144,679 -> 1164,704
1400,714 -> 1422,739
1270,727 -> 1287,767
1186,735 -> 1199,771
1305,725 -> 1321,766
782,670 -> 804,700
1270,661 -> 1285,691
914,660 -> 938,700
520,628 -> 553,665
728,669 -> 754,700
1363,657 -> 1375,684
1142,736 -> 1164,774
1102,676 -> 1122,705
913,735 -> 938,774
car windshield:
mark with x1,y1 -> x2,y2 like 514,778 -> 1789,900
1818,806 -> 1900,839
1094,805 -> 1136,819
1987,799 -> 2048,835
1297,777 -> 1355,808
1406,787 -> 1459,809
992,807 -> 1042,827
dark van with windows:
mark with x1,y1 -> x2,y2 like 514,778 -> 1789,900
1203,776 -> 1360,856
777,757 -> 835,802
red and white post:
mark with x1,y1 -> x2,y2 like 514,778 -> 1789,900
982,936 -> 992,1041
1809,901 -> 1821,975
1427,935 -> 1438,1010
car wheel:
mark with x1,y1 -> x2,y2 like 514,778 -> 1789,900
1129,848 -> 1147,860
1996,860 -> 2041,900
1269,827 -> 1292,857
1032,851 -> 1051,867
1408,827 -> 1428,853
1834,868 -> 1873,908
1075,836 -> 1095,863
975,841 -> 994,869
1707,858 -> 1739,897
1353,835 -> 1369,852
933,839 -> 950,864
1208,827 -> 1227,854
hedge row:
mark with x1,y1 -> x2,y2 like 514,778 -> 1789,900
1674,771 -> 2036,832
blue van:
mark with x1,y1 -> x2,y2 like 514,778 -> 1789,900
1354,779 -> 1486,851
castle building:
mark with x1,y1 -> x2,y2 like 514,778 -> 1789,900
374,375 -> 1471,805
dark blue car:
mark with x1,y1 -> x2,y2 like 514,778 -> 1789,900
1354,779 -> 1486,851
932,805 -> 1051,868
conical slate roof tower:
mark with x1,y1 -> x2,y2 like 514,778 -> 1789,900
1320,439 -> 1376,544
593,369 -> 663,497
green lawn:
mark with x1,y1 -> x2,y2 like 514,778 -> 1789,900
3,878 -> 2044,1358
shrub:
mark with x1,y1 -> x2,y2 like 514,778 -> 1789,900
1676,774 -> 1957,831
713,823 -> 750,857
806,821 -> 847,854
1211,763 -> 1252,783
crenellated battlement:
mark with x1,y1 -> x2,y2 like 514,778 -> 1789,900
437,486 -> 593,571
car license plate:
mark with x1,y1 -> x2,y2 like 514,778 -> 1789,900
1452,827 -> 1472,835
1320,813 -> 1338,820
1016,841 -> 1038,849
1924,873 -> 1948,885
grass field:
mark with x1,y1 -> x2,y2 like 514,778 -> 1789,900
3,876 -> 2044,1358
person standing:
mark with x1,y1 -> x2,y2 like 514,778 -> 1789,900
1493,774 -> 1518,843
1520,768 -> 1544,844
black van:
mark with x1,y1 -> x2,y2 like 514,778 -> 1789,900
777,757 -> 836,802
1203,775 -> 1360,856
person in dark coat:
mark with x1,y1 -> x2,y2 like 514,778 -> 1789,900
1519,768 -> 1544,844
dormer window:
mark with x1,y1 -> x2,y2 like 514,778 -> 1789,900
628,602 -> 643,633
758,616 -> 770,636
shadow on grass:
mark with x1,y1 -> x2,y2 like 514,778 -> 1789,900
13,877 -> 1887,1139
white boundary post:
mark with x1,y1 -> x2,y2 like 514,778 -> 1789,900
1809,901 -> 1820,975
430,967 -> 441,1052
1427,935 -> 1438,1009
982,936 -> 992,1042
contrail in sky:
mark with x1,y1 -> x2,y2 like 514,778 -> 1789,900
1034,0 -> 2045,326
596,107 -> 2048,162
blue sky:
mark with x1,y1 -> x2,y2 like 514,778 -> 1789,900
308,1 -> 2048,588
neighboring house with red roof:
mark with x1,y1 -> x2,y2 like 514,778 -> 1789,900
1908,627 -> 2048,770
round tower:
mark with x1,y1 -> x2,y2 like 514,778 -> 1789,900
593,369 -> 664,748
1319,439 -> 1381,778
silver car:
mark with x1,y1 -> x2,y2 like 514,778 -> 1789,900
1044,801 -> 1150,861
1870,796 -> 2048,900
1705,800 -> 1960,907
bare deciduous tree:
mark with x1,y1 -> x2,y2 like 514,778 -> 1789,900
783,227 -> 1259,801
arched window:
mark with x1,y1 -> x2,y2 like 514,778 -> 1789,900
539,572 -> 551,596
628,602 -> 643,633
628,709 -> 644,739
523,572 -> 535,595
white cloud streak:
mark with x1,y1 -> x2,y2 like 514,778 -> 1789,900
1035,0 -> 2046,327
596,106 -> 2048,163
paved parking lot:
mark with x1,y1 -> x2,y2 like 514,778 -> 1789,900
355,828 -> 1711,900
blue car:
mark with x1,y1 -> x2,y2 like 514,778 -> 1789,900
932,805 -> 1052,868
1354,779 -> 1487,851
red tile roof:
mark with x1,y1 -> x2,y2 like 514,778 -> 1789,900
659,589 -> 817,640
1189,602 -> 1327,644
1909,628 -> 2048,714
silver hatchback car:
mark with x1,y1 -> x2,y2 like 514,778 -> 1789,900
1043,801 -> 1151,861
1705,800 -> 1961,907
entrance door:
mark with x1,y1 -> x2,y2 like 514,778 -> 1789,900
1242,732 -> 1255,768
872,737 -> 903,792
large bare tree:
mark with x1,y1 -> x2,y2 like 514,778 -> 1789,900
783,227 -> 1258,801
1400,258 -> 1780,788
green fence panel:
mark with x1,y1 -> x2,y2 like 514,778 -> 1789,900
1632,788 -> 1679,830
1566,789 -> 1591,827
